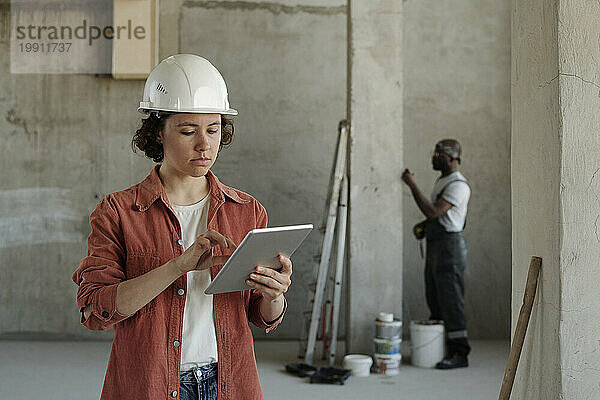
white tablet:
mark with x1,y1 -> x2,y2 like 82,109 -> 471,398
205,224 -> 313,294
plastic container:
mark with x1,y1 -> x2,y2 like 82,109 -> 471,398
375,319 -> 402,339
378,312 -> 394,322
373,337 -> 402,354
410,320 -> 444,368
374,353 -> 401,375
342,354 -> 373,377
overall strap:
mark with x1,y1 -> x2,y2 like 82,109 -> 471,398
435,178 -> 469,201
435,178 -> 469,230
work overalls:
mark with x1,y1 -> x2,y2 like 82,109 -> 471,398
424,206 -> 471,357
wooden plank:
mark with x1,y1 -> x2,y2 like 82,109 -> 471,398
498,256 -> 542,400
112,0 -> 158,80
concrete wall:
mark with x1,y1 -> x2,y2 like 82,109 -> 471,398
177,1 -> 347,340
2,0 -> 514,345
347,0 -> 403,354
511,0 -> 561,395
557,2 -> 600,395
0,0 -> 346,340
512,0 -> 600,397
402,0 -> 512,339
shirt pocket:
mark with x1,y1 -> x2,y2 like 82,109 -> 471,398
125,253 -> 162,315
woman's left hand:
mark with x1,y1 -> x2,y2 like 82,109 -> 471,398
246,254 -> 292,301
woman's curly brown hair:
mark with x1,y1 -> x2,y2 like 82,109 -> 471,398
131,112 -> 234,163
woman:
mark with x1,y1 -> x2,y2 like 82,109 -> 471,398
72,54 -> 292,400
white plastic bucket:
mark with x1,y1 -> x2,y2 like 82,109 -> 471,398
343,354 -> 373,377
374,353 -> 401,376
410,320 -> 444,368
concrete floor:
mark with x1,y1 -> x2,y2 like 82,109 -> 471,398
0,340 -> 508,399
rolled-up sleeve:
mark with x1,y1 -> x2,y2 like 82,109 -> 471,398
246,200 -> 287,333
248,290 -> 287,333
72,196 -> 129,331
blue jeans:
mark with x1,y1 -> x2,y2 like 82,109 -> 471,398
179,363 -> 218,400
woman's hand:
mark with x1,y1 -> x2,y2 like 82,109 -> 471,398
246,254 -> 292,301
173,230 -> 236,275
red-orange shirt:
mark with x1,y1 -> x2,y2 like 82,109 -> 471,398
72,166 -> 285,400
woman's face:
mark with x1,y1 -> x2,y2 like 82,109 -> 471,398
160,113 -> 222,177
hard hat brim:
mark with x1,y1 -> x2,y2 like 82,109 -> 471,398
137,106 -> 238,116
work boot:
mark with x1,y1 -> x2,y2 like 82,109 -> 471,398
435,354 -> 468,369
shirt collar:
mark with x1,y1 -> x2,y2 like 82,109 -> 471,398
135,165 -> 249,212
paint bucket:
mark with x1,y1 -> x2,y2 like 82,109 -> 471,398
373,337 -> 402,355
375,318 -> 402,339
374,353 -> 401,376
342,354 -> 373,377
410,320 -> 444,368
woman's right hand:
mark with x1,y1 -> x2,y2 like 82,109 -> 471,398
173,230 -> 236,275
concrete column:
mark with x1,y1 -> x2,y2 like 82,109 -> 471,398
512,0 -> 600,397
347,1 -> 403,353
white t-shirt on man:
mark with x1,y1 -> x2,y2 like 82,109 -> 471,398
430,171 -> 470,233
171,193 -> 218,371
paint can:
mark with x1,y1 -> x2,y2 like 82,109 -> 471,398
374,353 -> 402,375
343,354 -> 373,377
375,318 -> 402,339
410,320 -> 444,368
373,337 -> 402,354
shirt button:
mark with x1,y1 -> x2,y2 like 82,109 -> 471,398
177,239 -> 184,246
171,390 -> 178,397
177,288 -> 185,296
101,311 -> 109,318
173,340 -> 180,348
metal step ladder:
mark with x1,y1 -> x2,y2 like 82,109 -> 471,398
298,120 -> 349,366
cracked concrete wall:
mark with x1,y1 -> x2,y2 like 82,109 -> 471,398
557,0 -> 600,397
0,0 -> 346,340
511,0 -> 561,395
512,0 -> 600,397
403,0 -> 511,339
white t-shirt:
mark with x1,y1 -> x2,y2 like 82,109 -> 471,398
171,193 -> 218,371
430,171 -> 470,232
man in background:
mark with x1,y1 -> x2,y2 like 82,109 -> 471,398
402,139 -> 471,369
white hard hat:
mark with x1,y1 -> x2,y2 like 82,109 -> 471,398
138,54 -> 238,115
